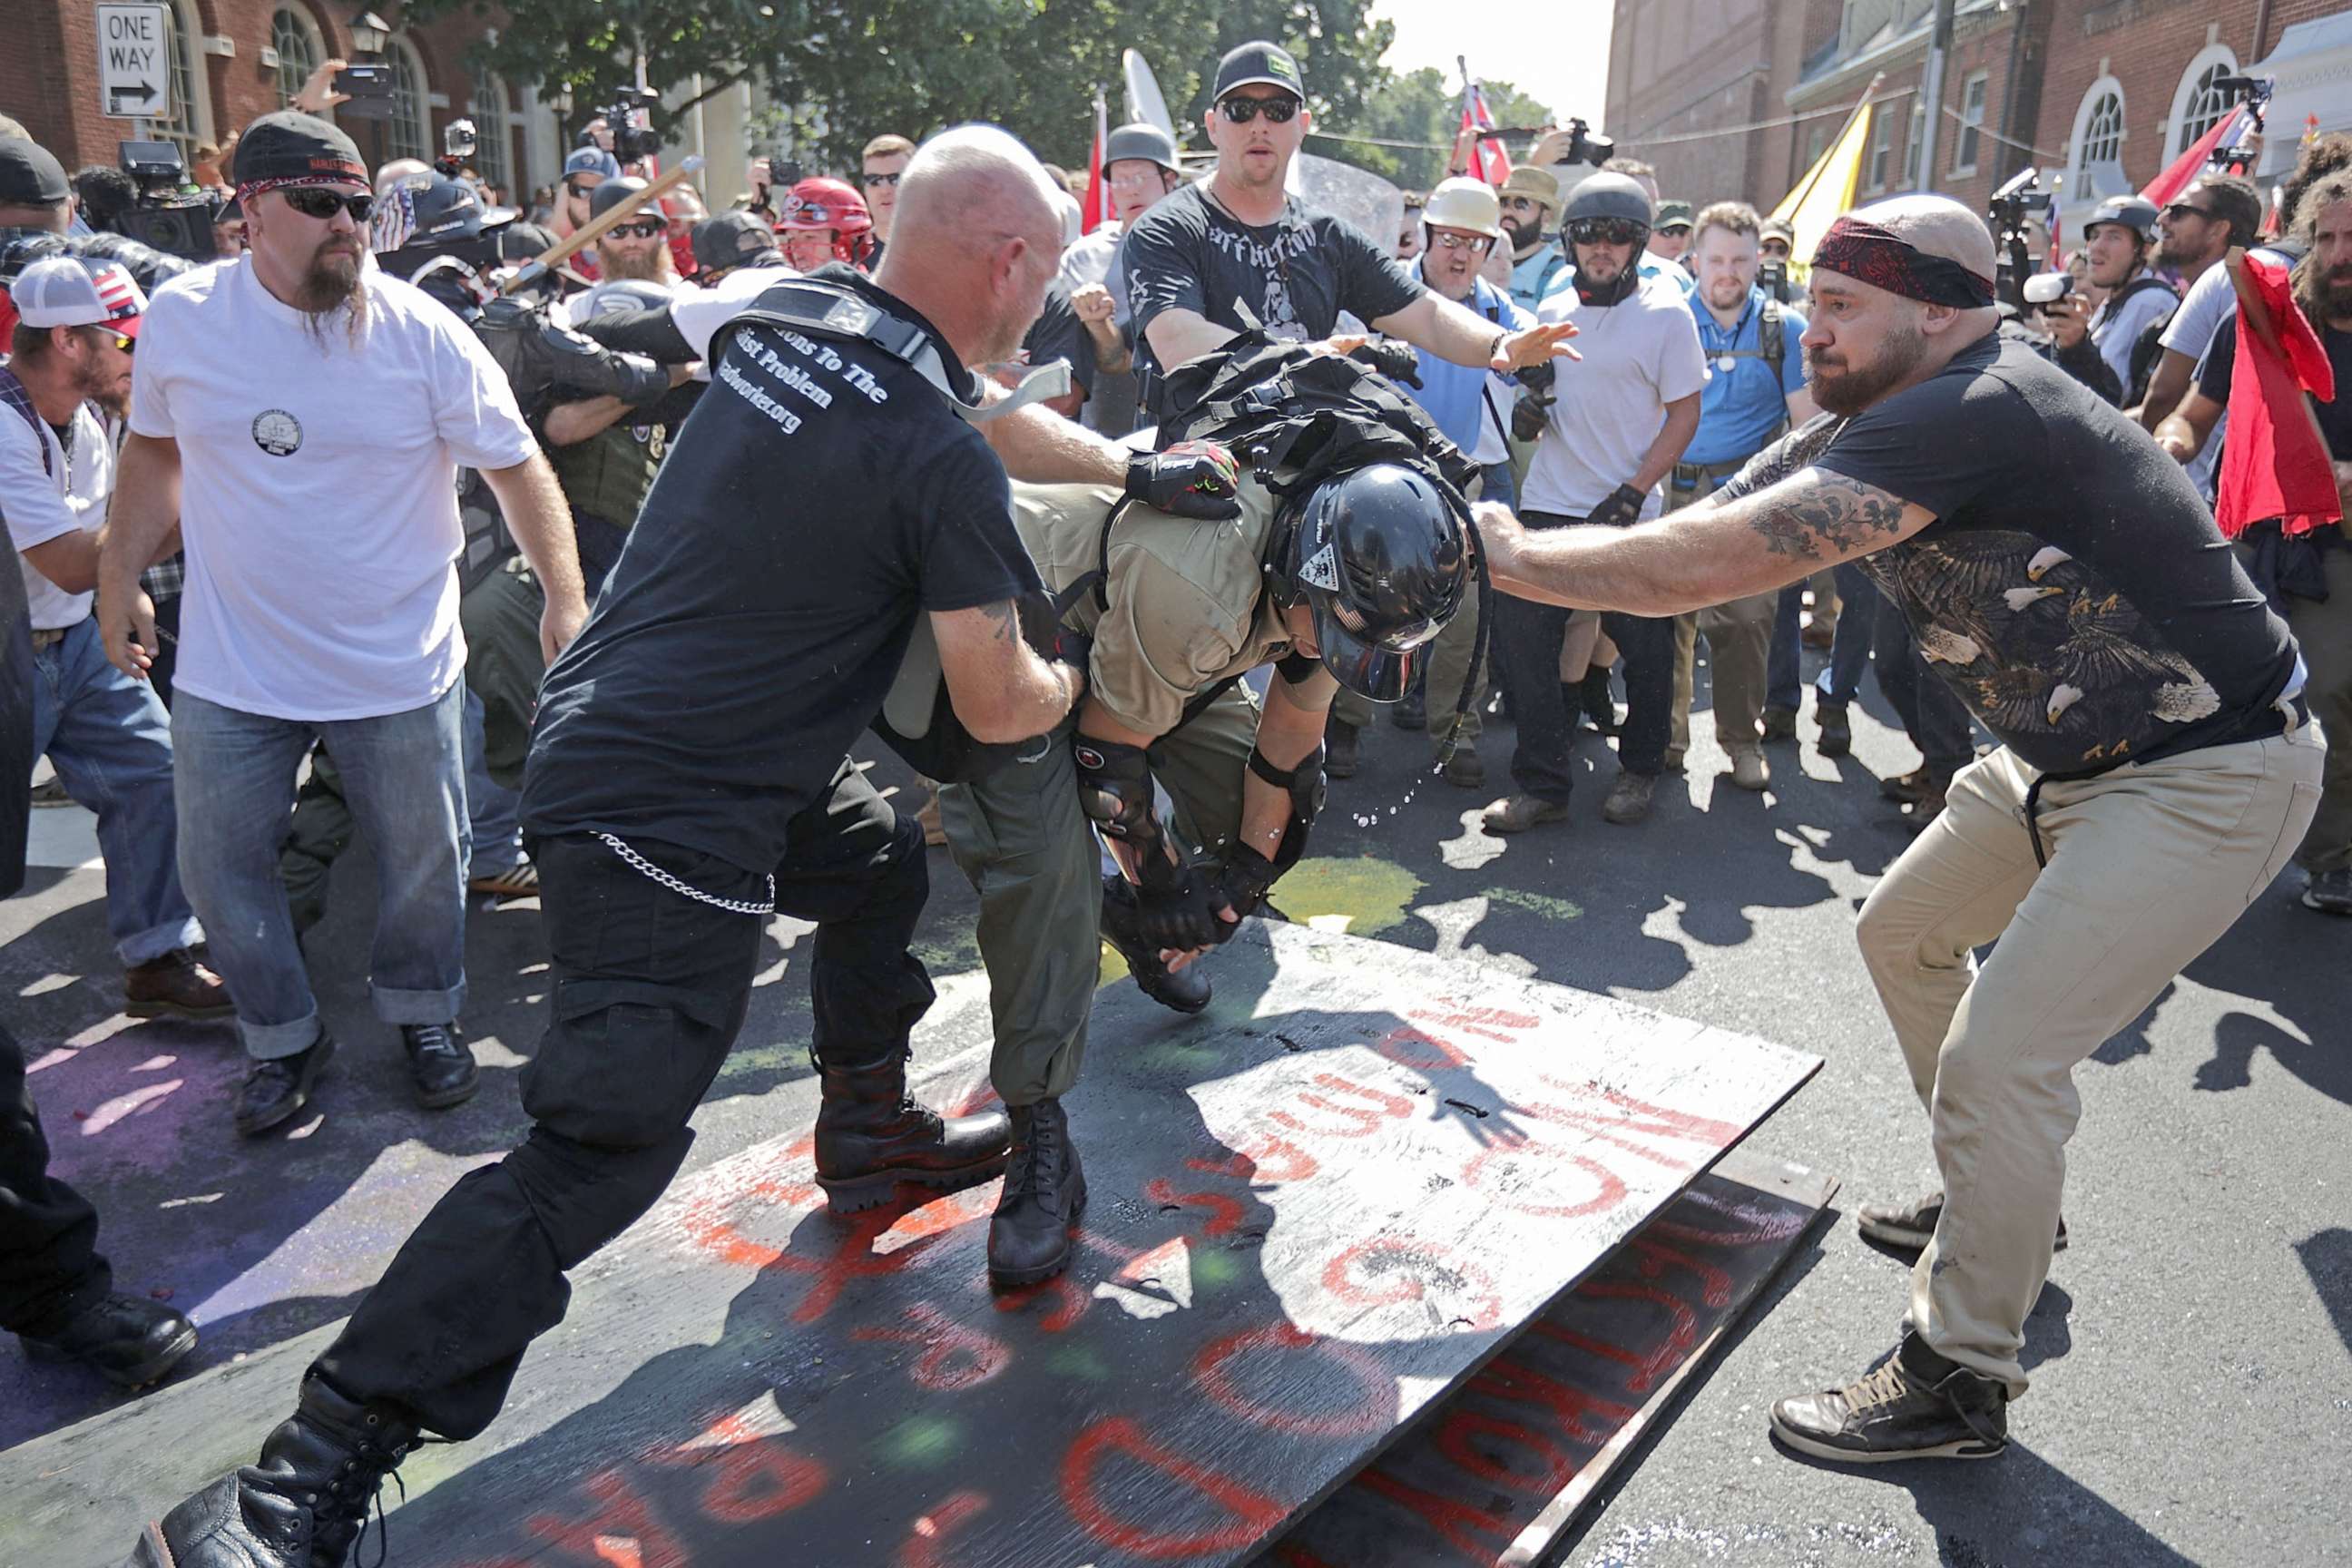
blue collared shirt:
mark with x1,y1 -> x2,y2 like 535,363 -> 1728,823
1405,266 -> 1533,456
1682,286 -> 1808,466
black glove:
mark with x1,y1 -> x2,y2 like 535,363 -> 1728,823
1511,393 -> 1552,443
1586,483 -> 1646,530
1347,339 -> 1423,388
1014,593 -> 1092,671
1212,845 -> 1280,931
1125,441 -> 1243,520
1131,863 -> 1227,950
1513,359 -> 1556,396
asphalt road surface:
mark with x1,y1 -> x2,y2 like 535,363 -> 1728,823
4,655 -> 2345,1568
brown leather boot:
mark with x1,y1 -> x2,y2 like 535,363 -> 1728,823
812,1052 -> 1011,1212
124,948 -> 233,1021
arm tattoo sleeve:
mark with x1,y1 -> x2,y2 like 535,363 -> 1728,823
1745,473 -> 1913,563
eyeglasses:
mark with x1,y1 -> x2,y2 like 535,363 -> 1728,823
2161,201 -> 2214,222
1218,94 -> 1300,124
279,189 -> 373,222
1429,230 -> 1493,253
606,220 -> 664,240
112,332 -> 135,353
862,171 -> 902,188
1567,217 -> 1646,247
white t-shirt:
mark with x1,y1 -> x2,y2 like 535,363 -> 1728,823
669,262 -> 799,360
1520,272 -> 1710,519
129,260 -> 535,720
0,379 -> 111,631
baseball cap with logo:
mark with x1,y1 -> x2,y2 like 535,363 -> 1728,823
1213,41 -> 1305,103
564,145 -> 621,183
232,110 -> 368,199
11,254 -> 148,337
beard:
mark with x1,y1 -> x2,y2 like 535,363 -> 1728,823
295,239 -> 367,347
74,357 -> 129,421
1501,215 -> 1542,252
598,243 -> 669,282
1805,321 -> 1926,416
2316,266 -> 2352,321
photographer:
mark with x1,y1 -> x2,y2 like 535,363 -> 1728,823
2043,195 -> 2175,405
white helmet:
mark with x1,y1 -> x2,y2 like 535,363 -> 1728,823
1422,177 -> 1504,242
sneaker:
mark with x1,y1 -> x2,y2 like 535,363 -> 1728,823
30,776 -> 73,808
1602,770 -> 1657,825
1480,793 -> 1570,835
1727,749 -> 1770,792
1760,705 -> 1798,743
1769,1336 -> 2008,1464
1817,702 -> 1853,758
235,1034 -> 335,1138
1856,1190 -> 2066,1258
1392,692 -> 1427,731
2301,867 -> 2352,915
124,948 -> 234,1021
1439,748 -> 1486,789
1326,720 -> 1361,779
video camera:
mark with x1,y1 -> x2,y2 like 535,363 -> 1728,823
114,140 -> 217,264
2207,74 -> 2271,173
1758,257 -> 1792,304
1476,116 -> 1614,170
435,117 -> 478,179
1986,166 -> 2054,313
599,90 -> 662,164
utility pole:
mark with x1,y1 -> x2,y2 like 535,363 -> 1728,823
1914,0 -> 1958,191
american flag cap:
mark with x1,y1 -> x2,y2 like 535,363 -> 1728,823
10,255 -> 148,337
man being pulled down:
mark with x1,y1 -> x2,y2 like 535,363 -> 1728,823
1476,195 -> 2318,1463
127,125 -> 1231,1568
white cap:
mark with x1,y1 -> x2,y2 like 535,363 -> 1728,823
11,255 -> 147,335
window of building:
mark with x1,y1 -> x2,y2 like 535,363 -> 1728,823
1865,101 -> 1897,192
139,0 -> 212,161
1951,70 -> 1988,175
2168,47 -> 2239,160
386,35 -> 431,163
468,67 -> 511,193
1905,102 -> 1926,189
2077,84 -> 2124,169
272,6 -> 324,110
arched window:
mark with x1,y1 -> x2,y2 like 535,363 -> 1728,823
2169,47 -> 2239,159
140,0 -> 213,160
468,66 -> 511,192
386,34 -> 431,163
2077,85 -> 2124,168
272,5 -> 325,111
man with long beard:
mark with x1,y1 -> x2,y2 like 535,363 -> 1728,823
582,175 -> 679,288
1479,193 -> 2318,1463
96,112 -> 589,1137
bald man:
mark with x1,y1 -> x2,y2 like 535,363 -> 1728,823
125,125 -> 1244,1568
1481,195 -> 2318,1464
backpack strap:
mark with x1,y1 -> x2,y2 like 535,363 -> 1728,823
0,368 -> 51,479
1759,298 -> 1785,386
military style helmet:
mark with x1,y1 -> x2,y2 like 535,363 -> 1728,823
2082,193 -> 2160,246
1561,171 -> 1653,230
1103,122 -> 1181,173
1279,463 -> 1470,701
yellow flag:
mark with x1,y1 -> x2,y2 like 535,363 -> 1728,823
1770,103 -> 1872,285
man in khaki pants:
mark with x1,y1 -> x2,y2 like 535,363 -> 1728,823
1478,195 -> 2320,1464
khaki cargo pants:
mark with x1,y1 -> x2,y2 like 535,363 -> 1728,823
1857,722 -> 2322,1396
1662,465 -> 1777,760
938,682 -> 1259,1106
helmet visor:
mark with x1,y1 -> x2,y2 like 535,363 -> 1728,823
1312,593 -> 1443,702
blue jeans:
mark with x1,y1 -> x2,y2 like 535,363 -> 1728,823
462,685 -> 524,876
29,618 -> 201,965
1768,563 -> 1878,711
173,685 -> 470,1060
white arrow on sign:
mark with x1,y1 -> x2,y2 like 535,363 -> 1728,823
97,3 -> 172,121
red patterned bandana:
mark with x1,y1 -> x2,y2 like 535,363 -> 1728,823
235,172 -> 368,209
1810,217 -> 1994,309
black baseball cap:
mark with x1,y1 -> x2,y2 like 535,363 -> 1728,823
1214,41 -> 1305,102
589,175 -> 655,223
692,211 -> 779,273
0,138 -> 70,206
232,111 -> 367,191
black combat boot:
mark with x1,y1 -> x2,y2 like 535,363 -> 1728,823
129,1377 -> 417,1568
1099,876 -> 1210,1014
812,1050 -> 1012,1213
987,1098 -> 1086,1287
18,1292 -> 196,1389
400,1022 -> 479,1110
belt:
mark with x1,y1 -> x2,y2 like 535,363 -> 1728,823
30,627 -> 66,651
1670,456 -> 1753,491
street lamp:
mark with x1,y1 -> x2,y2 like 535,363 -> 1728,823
348,10 -> 389,58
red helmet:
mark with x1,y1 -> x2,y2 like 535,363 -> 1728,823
779,177 -> 875,268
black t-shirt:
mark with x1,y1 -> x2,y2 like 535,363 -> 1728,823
521,270 -> 1044,873
1022,279 -> 1096,401
1744,335 -> 2297,774
1122,181 -> 1423,411
2199,315 -> 2352,461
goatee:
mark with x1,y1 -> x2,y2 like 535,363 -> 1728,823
296,243 -> 368,347
1804,322 -> 1926,416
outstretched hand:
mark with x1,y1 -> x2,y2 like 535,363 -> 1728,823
1491,319 -> 1581,372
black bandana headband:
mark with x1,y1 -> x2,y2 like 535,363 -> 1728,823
1810,216 -> 1995,309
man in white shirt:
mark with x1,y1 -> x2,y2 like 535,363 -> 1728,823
2133,173 -> 2267,498
95,113 -> 589,1138
1055,122 -> 1184,437
0,257 -> 225,1018
1488,172 -> 1706,831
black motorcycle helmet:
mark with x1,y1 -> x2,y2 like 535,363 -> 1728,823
1277,462 -> 1469,702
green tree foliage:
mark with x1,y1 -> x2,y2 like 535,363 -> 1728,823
1320,67 -> 1557,190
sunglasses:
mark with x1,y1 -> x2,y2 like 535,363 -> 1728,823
1218,94 -> 1300,124
1429,230 -> 1492,253
564,179 -> 597,198
2161,201 -> 2214,222
112,332 -> 135,353
606,220 -> 664,239
1567,217 -> 1646,247
863,171 -> 902,188
280,189 -> 374,222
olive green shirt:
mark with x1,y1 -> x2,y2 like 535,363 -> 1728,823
1010,478 -> 1295,739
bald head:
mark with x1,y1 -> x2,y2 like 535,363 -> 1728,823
890,124 -> 1064,258
1854,193 -> 1998,282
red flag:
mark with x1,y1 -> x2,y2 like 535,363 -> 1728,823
2215,250 -> 2342,540
2140,106 -> 2248,208
1460,84 -> 1510,185
1081,92 -> 1110,234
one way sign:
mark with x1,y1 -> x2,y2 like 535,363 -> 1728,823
97,3 -> 173,120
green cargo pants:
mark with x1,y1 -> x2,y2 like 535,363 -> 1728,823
938,681 -> 1259,1106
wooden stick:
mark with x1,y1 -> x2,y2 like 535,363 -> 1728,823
501,153 -> 705,294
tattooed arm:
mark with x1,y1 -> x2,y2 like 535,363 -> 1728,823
932,599 -> 1085,743
1478,466 -> 1936,615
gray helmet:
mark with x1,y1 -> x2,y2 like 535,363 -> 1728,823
2082,193 -> 2160,245
1103,122 -> 1180,173
1561,171 -> 1653,230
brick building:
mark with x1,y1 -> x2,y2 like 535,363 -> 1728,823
2,2 -> 569,200
1604,0 -> 2352,233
